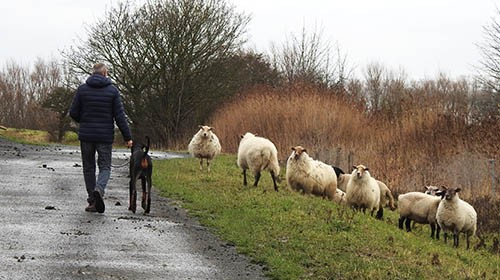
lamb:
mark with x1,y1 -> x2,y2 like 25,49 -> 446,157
286,146 -> 337,200
397,190 -> 442,239
337,173 -> 350,192
333,189 -> 347,204
237,132 -> 280,191
376,180 -> 396,216
345,164 -> 380,216
188,125 -> 222,172
436,186 -> 477,249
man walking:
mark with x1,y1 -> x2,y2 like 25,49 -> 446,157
70,63 -> 133,213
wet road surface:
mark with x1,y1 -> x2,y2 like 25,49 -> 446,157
0,137 -> 267,279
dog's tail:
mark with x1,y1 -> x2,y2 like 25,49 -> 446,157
140,136 -> 151,169
144,136 -> 150,156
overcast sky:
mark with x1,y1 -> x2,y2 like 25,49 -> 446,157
1,0 -> 499,80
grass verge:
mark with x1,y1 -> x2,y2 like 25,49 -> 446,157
153,155 -> 499,280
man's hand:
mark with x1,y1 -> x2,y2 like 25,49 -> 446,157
126,140 -> 133,148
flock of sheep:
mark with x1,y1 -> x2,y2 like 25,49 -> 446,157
187,126 -> 478,250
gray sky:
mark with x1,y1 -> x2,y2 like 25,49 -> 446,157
1,0 -> 499,80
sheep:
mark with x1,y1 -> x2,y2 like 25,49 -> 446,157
424,185 -> 440,195
188,125 -> 221,172
285,146 -> 337,200
345,164 -> 380,216
436,186 -> 477,249
375,180 -> 396,218
337,173 -> 350,193
397,191 -> 442,239
338,171 -> 394,218
333,189 -> 347,204
237,132 -> 280,191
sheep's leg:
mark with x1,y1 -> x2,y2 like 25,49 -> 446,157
253,172 -> 261,187
199,158 -> 203,171
398,217 -> 405,230
270,170 -> 278,192
454,232 -> 459,248
375,208 -> 383,220
444,233 -> 448,244
436,225 -> 441,240
466,233 -> 470,250
243,169 -> 248,186
430,224 -> 436,239
206,159 -> 211,173
405,218 -> 411,232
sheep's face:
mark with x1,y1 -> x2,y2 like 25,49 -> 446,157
291,146 -> 306,160
352,164 -> 369,179
198,125 -> 213,139
424,186 -> 440,196
442,187 -> 461,201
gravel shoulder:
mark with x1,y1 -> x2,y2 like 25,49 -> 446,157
0,137 -> 267,280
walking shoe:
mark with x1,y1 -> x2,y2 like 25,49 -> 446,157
85,203 -> 97,212
93,190 -> 105,213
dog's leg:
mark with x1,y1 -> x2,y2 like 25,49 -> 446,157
141,176 -> 147,210
130,173 -> 140,214
145,172 -> 152,214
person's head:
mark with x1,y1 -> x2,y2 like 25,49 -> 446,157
92,62 -> 108,76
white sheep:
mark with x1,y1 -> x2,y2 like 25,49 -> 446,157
375,180 -> 396,219
339,172 -> 394,218
286,146 -> 337,200
345,164 -> 380,216
397,191 -> 442,239
237,132 -> 280,191
436,186 -> 477,249
337,173 -> 350,192
333,189 -> 347,204
188,125 -> 221,172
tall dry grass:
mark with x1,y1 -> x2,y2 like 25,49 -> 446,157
210,84 -> 499,233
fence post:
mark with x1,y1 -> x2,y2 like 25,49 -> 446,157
490,159 -> 496,196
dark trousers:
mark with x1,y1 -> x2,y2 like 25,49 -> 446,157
80,141 -> 112,203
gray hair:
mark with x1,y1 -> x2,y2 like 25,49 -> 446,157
92,63 -> 107,74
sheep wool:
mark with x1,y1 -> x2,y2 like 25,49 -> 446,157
345,164 -> 380,216
237,132 -> 280,191
397,191 -> 442,239
436,187 -> 477,249
285,146 -> 337,200
337,173 -> 351,192
188,125 -> 221,172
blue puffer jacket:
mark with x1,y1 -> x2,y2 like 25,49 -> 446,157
70,74 -> 132,144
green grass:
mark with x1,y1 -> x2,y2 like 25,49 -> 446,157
0,128 -> 51,145
154,154 -> 500,280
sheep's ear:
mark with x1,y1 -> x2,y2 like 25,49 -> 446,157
440,185 -> 448,190
303,148 -> 307,152
352,165 -> 357,169
425,186 -> 430,191
240,134 -> 244,139
291,146 -> 296,151
364,167 -> 370,171
198,125 -> 203,129
209,127 -> 214,131
455,188 -> 461,193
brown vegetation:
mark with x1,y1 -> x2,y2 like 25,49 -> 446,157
210,82 -> 499,233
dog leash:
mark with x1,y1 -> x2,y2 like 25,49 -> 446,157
111,158 -> 130,168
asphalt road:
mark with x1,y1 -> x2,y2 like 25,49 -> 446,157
0,137 -> 267,280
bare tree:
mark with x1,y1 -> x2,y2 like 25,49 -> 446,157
63,0 -> 251,146
477,9 -> 500,121
271,26 -> 350,89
